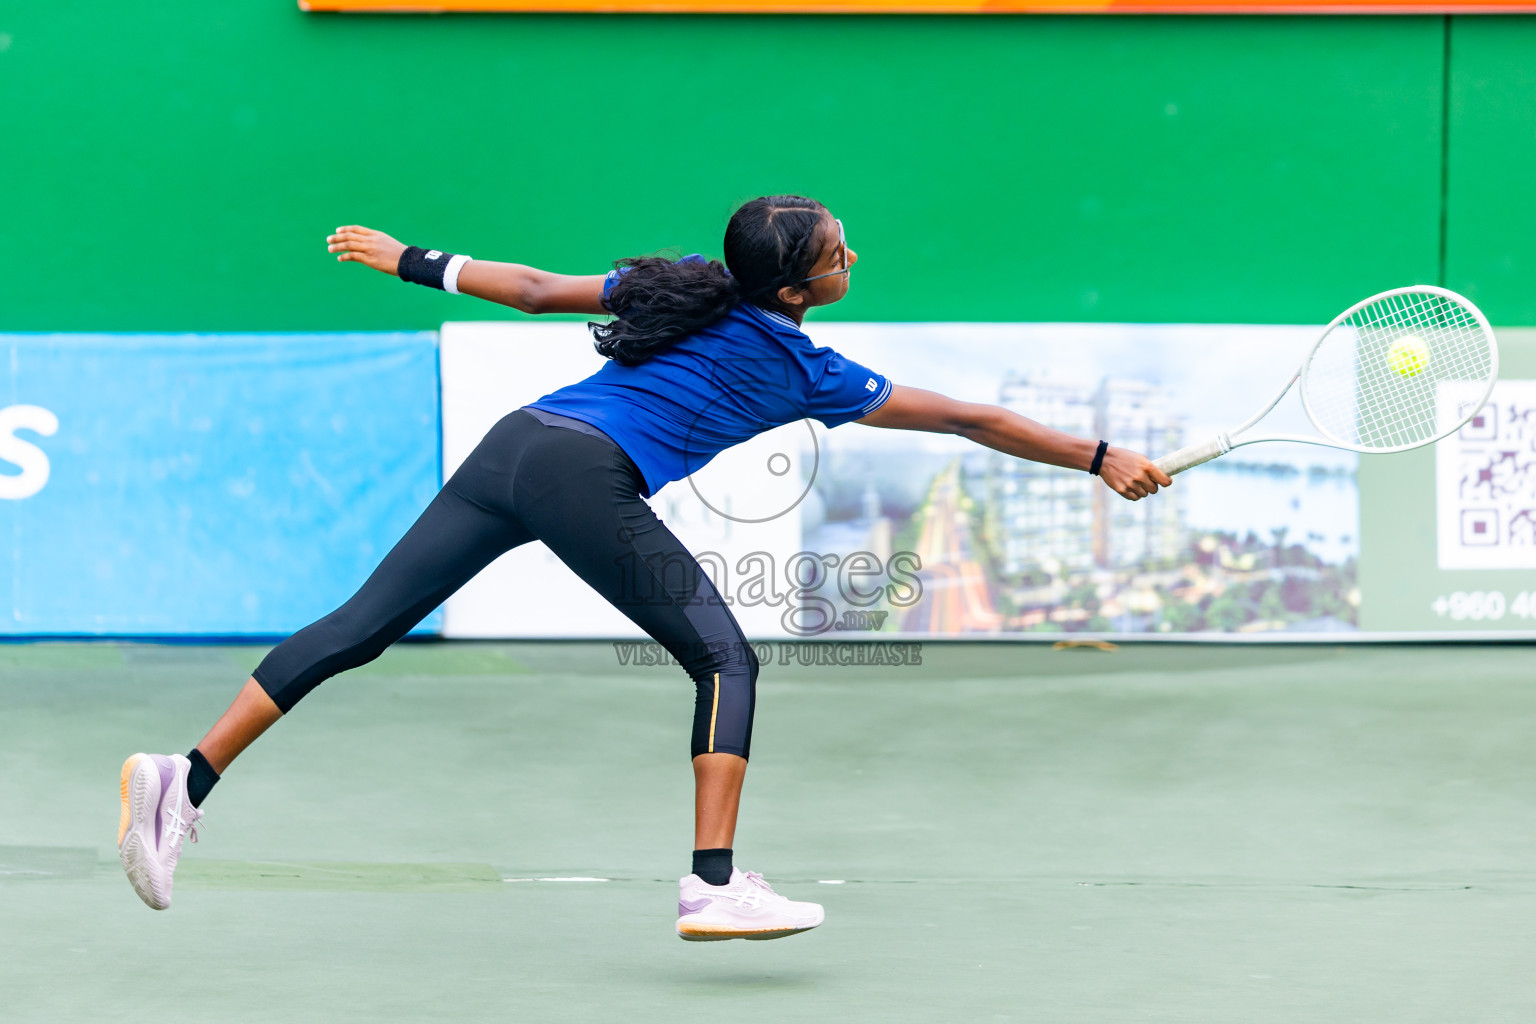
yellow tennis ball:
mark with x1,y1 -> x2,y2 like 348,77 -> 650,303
1388,335 -> 1431,376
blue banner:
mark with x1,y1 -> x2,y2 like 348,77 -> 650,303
0,333 -> 441,636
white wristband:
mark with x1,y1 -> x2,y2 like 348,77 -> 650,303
442,253 -> 473,295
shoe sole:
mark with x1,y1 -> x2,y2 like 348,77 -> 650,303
677,923 -> 820,942
118,754 -> 169,910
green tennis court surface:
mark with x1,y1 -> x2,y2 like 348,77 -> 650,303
3,641 -> 1533,1022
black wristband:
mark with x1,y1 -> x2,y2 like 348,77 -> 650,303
1089,440 -> 1109,476
398,245 -> 472,293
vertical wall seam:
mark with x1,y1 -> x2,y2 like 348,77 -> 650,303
1439,14 -> 1453,288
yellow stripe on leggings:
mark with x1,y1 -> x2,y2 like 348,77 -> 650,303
708,672 -> 720,753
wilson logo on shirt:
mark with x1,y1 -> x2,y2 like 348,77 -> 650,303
865,378 -> 878,392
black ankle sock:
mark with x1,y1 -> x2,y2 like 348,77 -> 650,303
692,848 -> 733,886
186,748 -> 220,808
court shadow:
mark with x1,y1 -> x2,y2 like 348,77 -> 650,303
653,967 -> 829,992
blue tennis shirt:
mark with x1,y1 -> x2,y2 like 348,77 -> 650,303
528,262 -> 892,496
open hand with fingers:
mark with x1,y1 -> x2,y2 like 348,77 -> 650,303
326,225 -> 407,275
1098,447 -> 1172,501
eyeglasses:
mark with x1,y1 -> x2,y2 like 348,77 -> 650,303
795,219 -> 849,285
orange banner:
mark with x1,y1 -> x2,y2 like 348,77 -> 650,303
301,0 -> 1536,11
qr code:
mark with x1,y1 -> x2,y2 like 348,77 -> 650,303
1436,380 -> 1536,570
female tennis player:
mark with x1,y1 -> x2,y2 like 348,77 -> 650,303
117,195 -> 1170,940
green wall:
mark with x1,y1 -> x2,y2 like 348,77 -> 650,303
4,8 -> 1534,635
3,7 -> 1496,331
1447,18 -> 1536,326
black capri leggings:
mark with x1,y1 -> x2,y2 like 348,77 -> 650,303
252,408 -> 758,760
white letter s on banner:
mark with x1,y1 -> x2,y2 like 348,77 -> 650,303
0,405 -> 60,500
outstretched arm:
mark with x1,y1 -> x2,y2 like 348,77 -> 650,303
856,385 -> 1172,500
326,225 -> 609,316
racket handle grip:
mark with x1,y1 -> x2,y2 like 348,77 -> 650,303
1155,435 -> 1231,477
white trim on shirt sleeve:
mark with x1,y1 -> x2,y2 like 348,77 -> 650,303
860,376 -> 894,414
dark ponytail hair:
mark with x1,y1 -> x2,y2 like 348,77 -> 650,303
589,195 -> 829,366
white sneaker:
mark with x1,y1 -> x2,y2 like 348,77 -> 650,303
118,753 -> 203,910
676,868 -> 824,941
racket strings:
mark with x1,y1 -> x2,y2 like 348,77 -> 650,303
1363,294 -> 1490,441
1345,317 -> 1462,445
1305,290 -> 1493,450
1348,295 -> 1467,444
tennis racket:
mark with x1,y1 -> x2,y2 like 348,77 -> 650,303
1155,286 -> 1499,476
